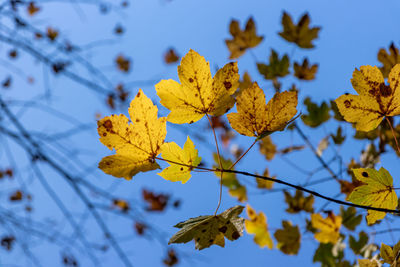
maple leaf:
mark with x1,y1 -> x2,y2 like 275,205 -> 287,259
158,136 -> 201,184
256,168 -> 275,189
330,126 -> 345,145
258,136 -> 277,161
27,2 -> 40,16
274,221 -> 301,255
284,190 -> 314,213
225,17 -> 264,59
156,49 -> 239,124
168,205 -> 244,250
142,189 -> 169,211
301,97 -> 330,128
164,48 -> 180,64
378,42 -> 400,78
347,167 -> 398,225
335,64 -> 400,131
245,205 -> 273,249
115,54 -> 131,72
340,206 -> 362,231
257,50 -> 290,80
293,58 -> 318,80
311,212 -> 342,244
227,82 -> 298,138
237,71 -> 253,96
46,27 -> 58,41
380,241 -> 400,265
279,12 -> 320,49
97,89 -> 166,180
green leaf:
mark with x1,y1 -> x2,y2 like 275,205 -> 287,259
331,126 -> 346,145
284,190 -> 314,213
340,206 -> 362,231
257,49 -> 290,80
293,58 -> 318,80
274,220 -> 301,255
347,167 -> 398,225
169,206 -> 245,250
301,97 -> 330,127
349,231 -> 368,255
279,12 -> 320,49
378,42 -> 400,78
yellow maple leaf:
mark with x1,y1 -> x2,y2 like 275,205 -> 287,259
347,167 -> 398,225
158,136 -> 201,184
311,212 -> 342,244
225,17 -> 264,59
335,64 -> 400,131
245,205 -> 273,249
227,82 -> 298,138
97,89 -> 166,180
155,49 -> 239,124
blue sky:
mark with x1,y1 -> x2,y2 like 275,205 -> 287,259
1,0 -> 400,266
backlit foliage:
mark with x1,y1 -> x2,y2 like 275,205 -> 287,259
77,9 -> 400,266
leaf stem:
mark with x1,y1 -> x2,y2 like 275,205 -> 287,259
153,156 -> 400,215
206,114 -> 224,216
385,116 -> 400,155
228,139 -> 257,170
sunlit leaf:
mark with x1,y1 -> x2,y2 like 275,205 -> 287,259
335,64 -> 400,131
158,136 -> 201,184
245,205 -> 273,249
156,49 -> 239,124
311,212 -> 342,244
227,82 -> 298,138
347,167 -> 397,225
97,89 -> 166,180
169,205 -> 244,250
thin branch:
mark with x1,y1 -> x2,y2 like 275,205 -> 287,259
385,116 -> 400,155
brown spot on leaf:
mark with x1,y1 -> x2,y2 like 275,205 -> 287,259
103,120 -> 113,131
209,239 -> 214,243
196,237 -> 200,242
379,84 -> 392,97
224,81 -> 232,89
189,78 -> 194,83
180,167 -> 184,171
136,119 -> 140,122
218,226 -> 227,233
102,133 -> 107,137
362,171 -> 368,177
232,231 -> 240,240
201,229 -> 206,233
189,120 -> 194,124
344,100 -> 351,108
